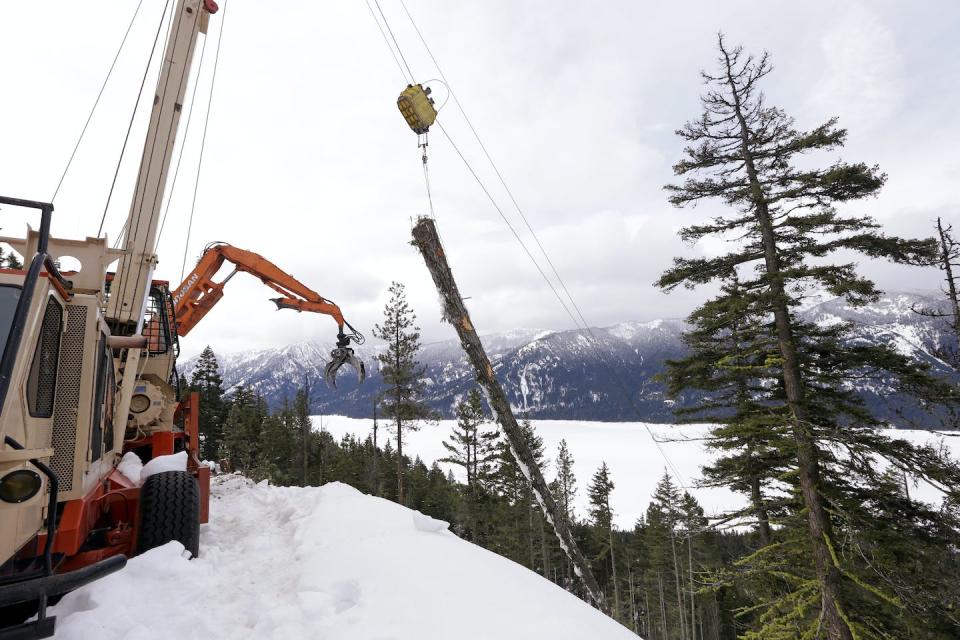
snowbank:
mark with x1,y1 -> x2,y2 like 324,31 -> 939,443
49,475 -> 638,640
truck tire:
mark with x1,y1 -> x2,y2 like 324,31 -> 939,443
136,471 -> 200,558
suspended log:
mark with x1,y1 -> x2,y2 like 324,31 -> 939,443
411,216 -> 607,611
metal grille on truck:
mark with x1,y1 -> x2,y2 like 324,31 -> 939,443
50,305 -> 87,492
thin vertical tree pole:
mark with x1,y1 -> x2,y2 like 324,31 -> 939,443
302,375 -> 311,487
672,530 -> 688,640
412,216 -> 606,611
318,412 -> 325,485
396,320 -> 405,504
658,571 -> 668,639
644,587 -> 651,639
936,218 -> 960,340
688,533 -> 697,640
609,514 -> 621,620
372,395 -> 379,496
539,513 -> 550,580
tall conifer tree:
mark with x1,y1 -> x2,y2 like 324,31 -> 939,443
660,35 -> 960,639
554,439 -> 578,526
643,472 -> 686,640
440,388 -> 496,541
440,389 -> 496,488
221,386 -> 264,472
373,281 -> 432,504
588,462 -> 621,621
189,346 -> 227,460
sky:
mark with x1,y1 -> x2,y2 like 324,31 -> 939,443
1,0 -> 958,359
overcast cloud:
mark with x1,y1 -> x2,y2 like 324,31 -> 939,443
1,0 -> 957,358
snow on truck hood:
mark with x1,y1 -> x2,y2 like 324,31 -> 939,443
48,475 -> 638,640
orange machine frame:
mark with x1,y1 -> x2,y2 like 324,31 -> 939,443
26,393 -> 208,573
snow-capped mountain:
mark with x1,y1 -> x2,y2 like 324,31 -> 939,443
180,292 -> 958,426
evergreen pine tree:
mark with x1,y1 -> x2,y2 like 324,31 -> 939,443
440,388 -> 496,541
440,389 -> 487,487
256,411 -> 297,484
554,439 -> 578,525
551,438 -> 579,590
189,346 -> 227,460
221,386 -> 263,472
588,462 -> 621,622
1,247 -> 23,269
677,491 -> 711,640
666,278 -> 793,546
660,35 -> 960,639
490,419 -> 545,569
294,382 -> 314,486
372,281 -> 433,504
643,471 -> 689,640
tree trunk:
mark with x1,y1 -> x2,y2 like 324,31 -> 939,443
658,571 -> 668,640
372,398 -> 380,497
608,512 -> 621,622
539,512 -> 550,580
395,319 -> 405,504
644,588 -> 651,640
688,534 -> 696,640
412,217 -> 607,611
514,503 -> 522,563
396,413 -> 404,504
302,377 -> 311,487
721,43 -> 853,640
937,217 -> 960,340
302,418 -> 309,487
750,472 -> 771,546
528,493 -> 536,569
317,422 -> 324,486
671,532 -> 688,640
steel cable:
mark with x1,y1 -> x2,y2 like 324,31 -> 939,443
51,0 -> 146,203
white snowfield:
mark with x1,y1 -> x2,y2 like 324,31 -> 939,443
49,475 -> 638,640
314,417 -> 959,528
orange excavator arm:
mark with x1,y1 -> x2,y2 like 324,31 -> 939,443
172,242 -> 365,386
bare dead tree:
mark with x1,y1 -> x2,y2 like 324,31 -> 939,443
411,216 -> 607,612
913,217 -> 960,367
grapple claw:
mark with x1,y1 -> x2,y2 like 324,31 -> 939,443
324,347 -> 366,388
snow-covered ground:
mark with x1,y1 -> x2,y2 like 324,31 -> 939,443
44,420 -> 956,638
49,475 -> 636,640
313,416 -> 960,528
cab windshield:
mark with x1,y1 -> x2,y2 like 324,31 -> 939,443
0,285 -> 22,362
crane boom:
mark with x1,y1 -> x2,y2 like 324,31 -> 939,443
106,0 -> 217,331
172,243 -> 365,385
0,3 -> 363,632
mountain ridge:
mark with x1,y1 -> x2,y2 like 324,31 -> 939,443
180,291 -> 958,426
